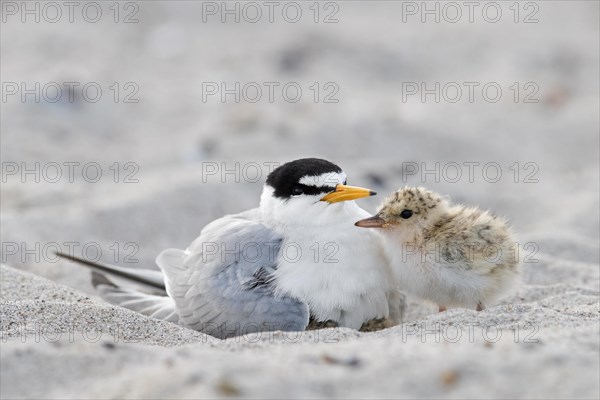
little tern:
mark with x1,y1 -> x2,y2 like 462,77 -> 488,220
58,158 -> 403,338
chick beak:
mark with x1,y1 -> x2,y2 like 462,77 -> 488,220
320,184 -> 376,203
355,215 -> 387,228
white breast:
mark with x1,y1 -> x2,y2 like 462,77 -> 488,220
272,205 -> 395,329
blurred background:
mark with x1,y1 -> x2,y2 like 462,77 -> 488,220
1,1 -> 599,300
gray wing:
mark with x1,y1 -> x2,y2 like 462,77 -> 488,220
156,209 -> 309,339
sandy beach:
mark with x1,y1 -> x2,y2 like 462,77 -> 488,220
2,263 -> 599,399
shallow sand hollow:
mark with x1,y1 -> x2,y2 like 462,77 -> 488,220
1,264 -> 598,399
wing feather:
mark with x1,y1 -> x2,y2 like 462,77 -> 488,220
156,209 -> 309,338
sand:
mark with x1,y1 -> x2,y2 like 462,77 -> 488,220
2,264 -> 599,399
1,1 -> 599,399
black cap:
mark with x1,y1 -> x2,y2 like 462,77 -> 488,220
266,158 -> 342,199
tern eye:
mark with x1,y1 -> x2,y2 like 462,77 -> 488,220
292,186 -> 304,196
400,209 -> 413,219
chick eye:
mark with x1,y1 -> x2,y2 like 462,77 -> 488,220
292,186 -> 304,196
400,209 -> 413,219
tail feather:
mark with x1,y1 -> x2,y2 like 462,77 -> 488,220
54,251 -> 166,292
91,271 -> 117,288
56,251 -> 178,324
95,276 -> 179,323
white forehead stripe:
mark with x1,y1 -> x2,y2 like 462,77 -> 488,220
299,172 -> 347,187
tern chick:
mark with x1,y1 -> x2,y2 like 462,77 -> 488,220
355,187 -> 520,312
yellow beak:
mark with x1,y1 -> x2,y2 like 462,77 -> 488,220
320,184 -> 377,203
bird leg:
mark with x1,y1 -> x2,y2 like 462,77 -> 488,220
360,317 -> 391,332
306,318 -> 339,330
438,305 -> 447,312
476,302 -> 485,311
